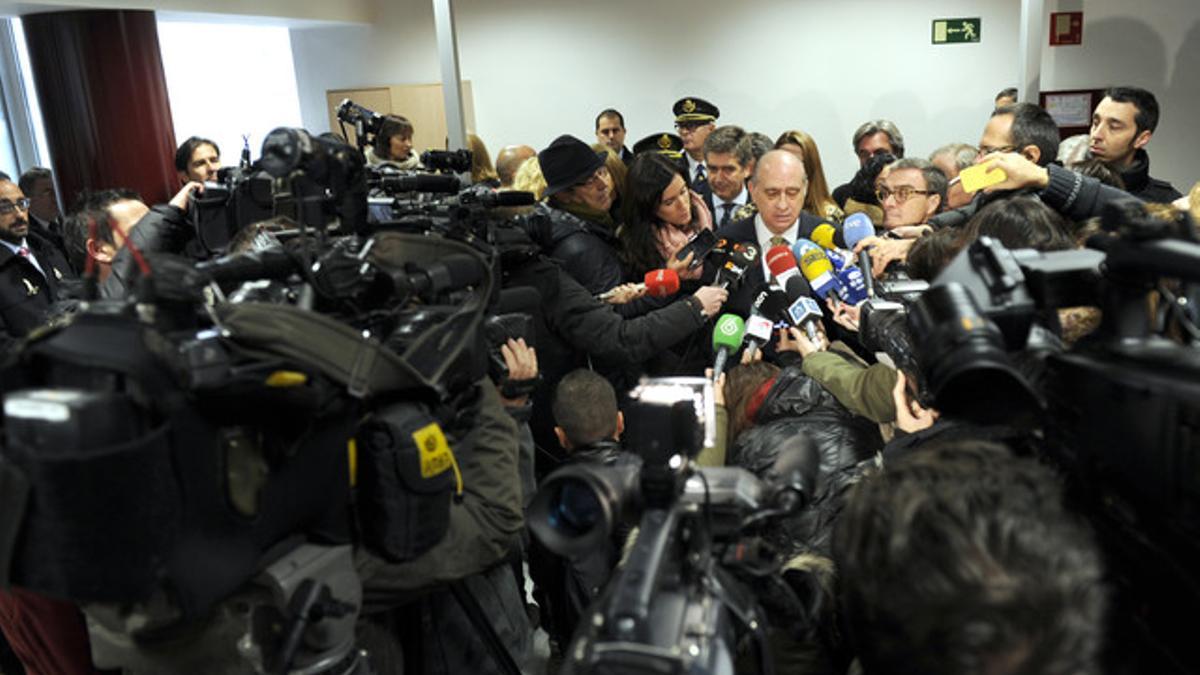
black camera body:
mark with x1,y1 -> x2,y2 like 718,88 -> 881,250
530,377 -> 819,675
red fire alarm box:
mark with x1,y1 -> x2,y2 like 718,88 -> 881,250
1050,12 -> 1083,46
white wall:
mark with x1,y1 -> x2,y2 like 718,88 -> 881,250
1041,0 -> 1200,190
290,0 -> 1199,191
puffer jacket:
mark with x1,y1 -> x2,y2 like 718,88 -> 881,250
732,366 -> 882,489
525,202 -> 626,296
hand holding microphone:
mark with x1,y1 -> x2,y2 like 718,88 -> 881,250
596,268 -> 679,301
692,285 -> 729,318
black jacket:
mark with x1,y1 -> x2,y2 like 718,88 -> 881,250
527,202 -> 626,296
930,163 -> 1143,229
1118,149 -> 1182,203
732,366 -> 882,490
100,203 -> 193,299
503,254 -> 708,466
0,230 -> 75,348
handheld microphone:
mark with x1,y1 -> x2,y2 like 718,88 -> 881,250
715,243 -> 759,289
810,224 -> 856,271
798,247 -> 844,300
711,314 -> 746,380
842,212 -> 877,250
810,223 -> 842,251
596,268 -> 680,301
742,314 -> 774,361
766,245 -> 802,287
859,250 -> 876,297
786,295 -> 824,342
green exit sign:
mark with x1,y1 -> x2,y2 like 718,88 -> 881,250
932,17 -> 981,44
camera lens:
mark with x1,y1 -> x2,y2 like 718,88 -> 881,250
546,480 -> 604,538
909,283 -> 1039,424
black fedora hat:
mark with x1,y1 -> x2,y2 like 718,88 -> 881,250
539,135 -> 607,197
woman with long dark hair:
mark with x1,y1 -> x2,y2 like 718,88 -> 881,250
619,152 -> 713,279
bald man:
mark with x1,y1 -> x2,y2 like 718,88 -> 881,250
496,145 -> 537,189
712,149 -> 825,317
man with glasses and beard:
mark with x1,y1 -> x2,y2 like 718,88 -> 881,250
0,175 -> 74,347
876,158 -> 946,232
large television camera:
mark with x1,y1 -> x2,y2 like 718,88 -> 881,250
857,199 -> 1200,673
529,377 -> 820,674
0,128 -> 520,674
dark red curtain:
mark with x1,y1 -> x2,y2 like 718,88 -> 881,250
22,10 -> 178,207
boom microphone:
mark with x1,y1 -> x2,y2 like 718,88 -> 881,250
376,173 -> 464,194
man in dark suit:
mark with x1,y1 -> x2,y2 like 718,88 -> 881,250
672,97 -> 719,203
594,108 -> 634,164
0,176 -> 74,350
712,150 -> 824,318
702,125 -> 749,226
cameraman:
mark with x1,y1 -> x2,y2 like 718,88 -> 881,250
63,182 -> 204,298
365,115 -> 419,169
174,136 -> 220,184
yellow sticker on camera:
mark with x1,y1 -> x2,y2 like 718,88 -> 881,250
413,422 -> 453,478
959,163 -> 1008,193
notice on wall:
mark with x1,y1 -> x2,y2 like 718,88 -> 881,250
932,18 -> 981,44
1044,93 -> 1093,127
1050,12 -> 1083,46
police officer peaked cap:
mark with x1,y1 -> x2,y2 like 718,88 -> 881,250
632,132 -> 684,157
673,97 -> 720,124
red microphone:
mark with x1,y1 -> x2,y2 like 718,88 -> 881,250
766,245 -> 800,286
596,268 -> 680,300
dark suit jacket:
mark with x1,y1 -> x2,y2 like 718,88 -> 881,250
678,154 -> 713,215
0,231 -> 75,346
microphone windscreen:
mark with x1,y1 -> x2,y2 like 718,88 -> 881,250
643,268 -> 681,296
784,274 -> 813,301
842,212 -> 876,249
765,245 -> 798,278
712,313 -> 746,352
799,247 -> 835,280
811,224 -> 839,250
745,315 -> 773,341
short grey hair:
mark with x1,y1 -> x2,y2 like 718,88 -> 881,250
735,132 -> 774,169
852,119 -> 905,158
703,125 -> 746,158
886,157 -> 946,208
929,143 -> 977,173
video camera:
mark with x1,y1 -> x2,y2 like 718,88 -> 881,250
857,199 -> 1200,673
0,124 -> 519,673
529,377 -> 820,674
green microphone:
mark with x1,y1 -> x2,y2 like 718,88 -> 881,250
711,313 -> 746,380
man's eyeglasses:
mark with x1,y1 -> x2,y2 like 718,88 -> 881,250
976,144 -> 1016,157
0,198 -> 31,215
575,166 -> 610,189
875,186 -> 931,204
675,121 -> 709,133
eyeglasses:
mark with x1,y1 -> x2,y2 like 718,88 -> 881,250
0,198 -> 31,215
976,144 -> 1016,157
576,166 -> 610,189
675,121 -> 709,133
875,186 -> 931,204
